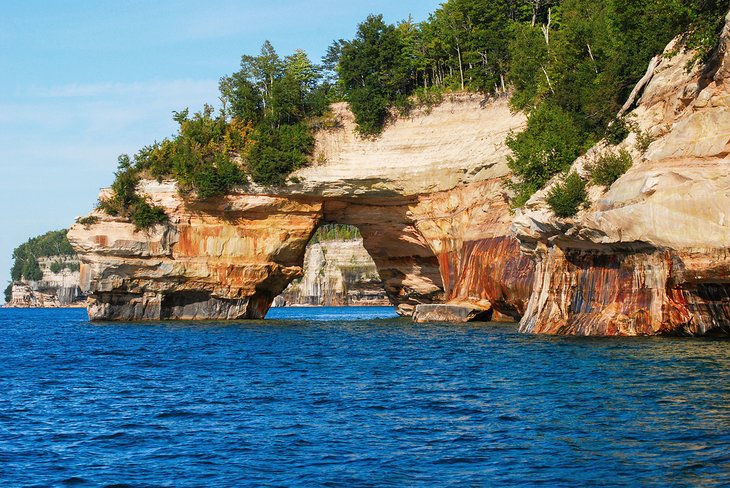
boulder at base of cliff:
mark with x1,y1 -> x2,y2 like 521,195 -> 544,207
413,304 -> 492,323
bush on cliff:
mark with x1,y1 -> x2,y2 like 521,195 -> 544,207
96,0 -> 730,217
247,123 -> 314,185
504,0 -> 729,206
547,172 -> 587,218
49,259 -> 80,274
507,103 -> 586,208
97,157 -> 168,230
587,149 -> 633,186
4,283 -> 11,303
100,42 -> 329,225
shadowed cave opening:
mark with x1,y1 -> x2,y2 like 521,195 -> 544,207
272,224 -> 392,308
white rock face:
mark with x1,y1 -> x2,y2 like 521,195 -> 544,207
274,238 -> 388,307
6,256 -> 85,308
288,93 -> 525,197
513,10 -> 730,336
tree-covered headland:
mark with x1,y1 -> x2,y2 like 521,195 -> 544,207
100,0 -> 728,227
5,230 -> 77,303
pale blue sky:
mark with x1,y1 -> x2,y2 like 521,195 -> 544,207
0,0 -> 441,299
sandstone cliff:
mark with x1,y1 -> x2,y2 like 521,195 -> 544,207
513,12 -> 730,335
69,93 -> 532,321
6,256 -> 85,308
69,14 -> 730,335
273,238 -> 388,307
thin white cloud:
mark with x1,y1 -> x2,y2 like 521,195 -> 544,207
28,79 -> 219,99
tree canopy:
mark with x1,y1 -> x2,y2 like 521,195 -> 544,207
98,0 -> 729,227
10,230 -> 74,283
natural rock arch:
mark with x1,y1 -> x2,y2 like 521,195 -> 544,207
69,94 -> 534,322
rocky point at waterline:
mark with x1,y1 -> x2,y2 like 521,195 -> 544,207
514,11 -> 730,336
5,256 -> 86,308
69,12 -> 730,335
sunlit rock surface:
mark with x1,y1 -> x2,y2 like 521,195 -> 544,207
513,12 -> 730,335
6,256 -> 85,308
69,94 -> 531,321
273,238 -> 389,307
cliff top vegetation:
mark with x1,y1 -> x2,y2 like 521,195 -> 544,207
5,230 -> 76,302
98,0 -> 729,228
311,224 -> 362,243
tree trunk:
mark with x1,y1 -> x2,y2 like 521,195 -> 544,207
542,8 -> 552,45
541,66 -> 555,94
618,55 -> 661,117
587,44 -> 598,74
456,43 -> 465,91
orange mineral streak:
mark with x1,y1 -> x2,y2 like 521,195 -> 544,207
439,237 -> 534,319
68,173 -> 538,321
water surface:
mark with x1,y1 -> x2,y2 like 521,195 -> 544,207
1,307 -> 729,486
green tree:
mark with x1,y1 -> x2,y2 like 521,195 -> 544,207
339,14 -> 414,134
9,230 -> 75,283
507,103 -> 586,205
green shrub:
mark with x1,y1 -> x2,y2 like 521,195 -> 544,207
547,173 -> 588,218
508,180 -> 540,209
249,122 -> 314,185
635,130 -> 654,154
588,150 -> 633,186
50,261 -> 63,274
130,200 -> 168,230
76,215 -> 99,226
97,153 -> 168,229
48,260 -> 80,274
507,104 -> 587,205
604,118 -> 631,145
412,86 -> 444,114
4,283 -> 11,303
191,153 -> 246,198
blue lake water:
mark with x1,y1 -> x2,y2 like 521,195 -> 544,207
1,307 -> 730,487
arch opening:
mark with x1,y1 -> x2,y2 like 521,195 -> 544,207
273,224 -> 391,308
266,198 -> 447,317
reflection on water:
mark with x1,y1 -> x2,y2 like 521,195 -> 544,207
0,307 -> 729,486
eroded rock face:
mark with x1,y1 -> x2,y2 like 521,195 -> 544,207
413,304 -> 492,323
71,189 -> 322,320
513,12 -> 730,336
6,256 -> 85,308
68,17 -> 730,333
69,94 -> 531,321
273,238 -> 389,307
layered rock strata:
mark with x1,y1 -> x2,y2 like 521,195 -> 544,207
6,256 -> 85,308
513,13 -> 730,335
69,94 -> 532,321
68,16 -> 730,334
